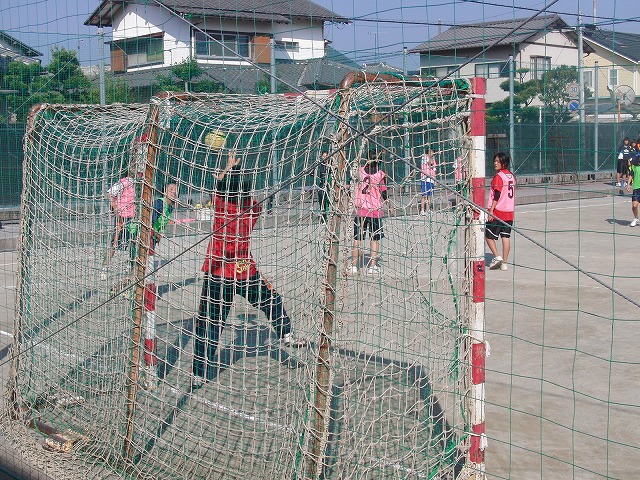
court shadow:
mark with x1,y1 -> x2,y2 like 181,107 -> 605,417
605,218 -> 634,226
158,313 -> 302,381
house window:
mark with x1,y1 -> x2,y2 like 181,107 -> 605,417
275,40 -> 299,53
195,31 -> 250,59
531,56 -> 551,80
583,70 -> 593,89
422,66 -> 459,78
609,68 -> 618,86
475,62 -> 508,79
113,35 -> 164,68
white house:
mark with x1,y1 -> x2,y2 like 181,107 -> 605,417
84,0 -> 348,74
0,30 -> 41,72
409,15 -> 592,103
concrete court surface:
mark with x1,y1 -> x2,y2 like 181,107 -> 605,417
0,191 -> 638,479
484,194 -> 640,479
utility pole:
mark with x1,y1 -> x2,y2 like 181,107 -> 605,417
403,47 -> 407,77
509,55 -> 515,166
594,61 -> 599,170
578,14 -> 585,124
98,27 -> 106,106
270,36 -> 276,94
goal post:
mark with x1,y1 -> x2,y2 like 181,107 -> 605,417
5,74 -> 486,479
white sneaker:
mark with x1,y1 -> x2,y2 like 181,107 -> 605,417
616,182 -> 621,187
420,210 -> 427,216
631,218 -> 638,227
488,256 -> 503,270
368,265 -> 381,274
500,262 -> 508,271
100,267 -> 107,281
191,375 -> 207,388
140,366 -> 158,391
346,265 -> 358,275
282,332 -> 309,348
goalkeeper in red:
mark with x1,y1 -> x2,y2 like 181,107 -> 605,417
192,152 -> 305,387
485,152 -> 515,271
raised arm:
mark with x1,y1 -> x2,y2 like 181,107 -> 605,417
215,150 -> 241,180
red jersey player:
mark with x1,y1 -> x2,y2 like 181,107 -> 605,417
486,152 -> 515,271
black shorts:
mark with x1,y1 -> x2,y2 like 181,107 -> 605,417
354,216 -> 384,241
632,188 -> 640,202
485,219 -> 513,240
617,158 -> 629,175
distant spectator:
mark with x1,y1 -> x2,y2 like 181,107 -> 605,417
616,137 -> 633,188
419,147 -> 437,215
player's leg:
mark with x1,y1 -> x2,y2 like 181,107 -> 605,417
501,233 -> 511,264
485,222 -> 502,269
367,218 -> 383,272
317,189 -> 328,220
617,160 -> 626,186
102,217 -> 122,276
368,240 -> 380,270
631,195 -> 639,226
420,181 -> 427,214
350,218 -> 364,272
246,274 -> 291,339
193,275 -> 233,382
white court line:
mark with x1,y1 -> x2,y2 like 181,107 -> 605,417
0,330 -> 13,338
518,198 -> 629,214
167,385 -> 293,433
0,286 -> 16,290
0,262 -> 18,266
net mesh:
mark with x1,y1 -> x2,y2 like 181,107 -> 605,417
4,76 -> 475,479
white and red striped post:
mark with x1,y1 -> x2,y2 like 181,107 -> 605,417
468,77 -> 487,478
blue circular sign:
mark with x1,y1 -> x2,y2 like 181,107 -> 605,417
568,100 -> 580,112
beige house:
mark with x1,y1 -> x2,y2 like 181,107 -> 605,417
409,14 -> 592,103
582,26 -> 640,102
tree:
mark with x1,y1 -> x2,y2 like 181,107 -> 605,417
486,65 -> 582,124
171,57 -> 203,92
47,47 -> 91,103
486,78 -> 540,123
153,58 -> 226,94
0,48 -> 97,121
86,76 -> 133,104
1,61 -> 63,120
256,74 -> 294,95
539,65 -> 578,123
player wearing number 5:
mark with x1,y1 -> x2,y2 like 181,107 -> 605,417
486,152 -> 515,271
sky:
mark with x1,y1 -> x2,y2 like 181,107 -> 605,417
0,0 -> 637,69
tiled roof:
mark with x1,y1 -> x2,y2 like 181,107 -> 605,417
86,0 -> 349,27
409,14 -> 568,53
582,27 -> 640,63
0,30 -> 42,58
